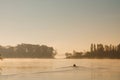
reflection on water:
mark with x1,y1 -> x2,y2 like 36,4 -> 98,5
0,59 -> 120,80
0,67 -> 2,75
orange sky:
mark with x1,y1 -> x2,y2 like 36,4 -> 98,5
0,0 -> 120,56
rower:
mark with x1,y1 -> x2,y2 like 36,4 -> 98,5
73,64 -> 77,67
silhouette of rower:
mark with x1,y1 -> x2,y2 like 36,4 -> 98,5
73,64 -> 77,67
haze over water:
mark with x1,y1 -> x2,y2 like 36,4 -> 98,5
0,59 -> 120,80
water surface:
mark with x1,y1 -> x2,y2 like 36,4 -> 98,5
0,59 -> 120,80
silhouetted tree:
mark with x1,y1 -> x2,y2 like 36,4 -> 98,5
0,43 -> 56,58
65,52 -> 72,58
65,43 -> 120,59
90,44 -> 94,52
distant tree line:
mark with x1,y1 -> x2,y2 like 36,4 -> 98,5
0,43 -> 57,58
65,43 -> 120,59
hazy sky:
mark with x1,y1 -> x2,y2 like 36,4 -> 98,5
0,0 -> 120,56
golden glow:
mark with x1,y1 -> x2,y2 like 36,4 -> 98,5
0,0 -> 120,55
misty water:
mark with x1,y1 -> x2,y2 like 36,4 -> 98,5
0,59 -> 120,80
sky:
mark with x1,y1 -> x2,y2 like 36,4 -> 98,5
0,0 -> 120,57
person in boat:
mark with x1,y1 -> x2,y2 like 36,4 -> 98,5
73,64 -> 77,67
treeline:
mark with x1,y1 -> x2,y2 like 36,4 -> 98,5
65,43 -> 120,59
0,43 -> 56,58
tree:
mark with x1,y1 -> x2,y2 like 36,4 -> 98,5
65,52 -> 72,58
0,43 -> 56,58
90,43 -> 94,52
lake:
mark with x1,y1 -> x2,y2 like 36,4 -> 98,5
0,59 -> 120,80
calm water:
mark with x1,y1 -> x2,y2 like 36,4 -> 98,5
0,59 -> 120,80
